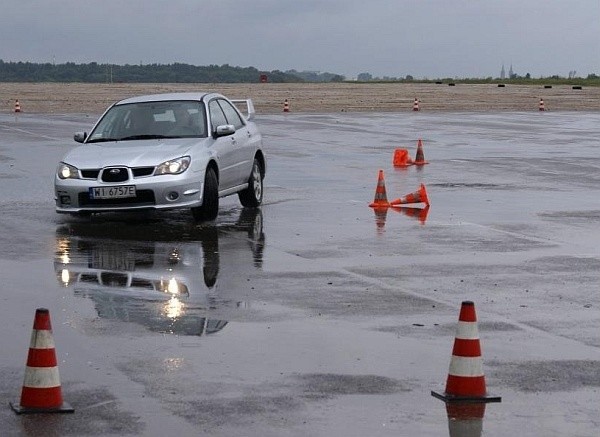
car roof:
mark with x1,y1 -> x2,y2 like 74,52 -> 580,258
116,92 -> 221,106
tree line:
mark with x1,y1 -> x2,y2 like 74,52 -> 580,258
0,60 -> 344,83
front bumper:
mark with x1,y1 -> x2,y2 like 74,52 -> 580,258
55,172 -> 205,213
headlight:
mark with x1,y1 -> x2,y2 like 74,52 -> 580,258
154,156 -> 191,175
57,162 -> 80,179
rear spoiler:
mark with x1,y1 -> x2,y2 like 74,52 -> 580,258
231,99 -> 256,121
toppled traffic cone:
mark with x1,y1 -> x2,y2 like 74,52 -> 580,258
431,301 -> 501,403
11,308 -> 74,414
396,205 -> 430,225
413,139 -> 429,165
446,402 -> 486,437
369,170 -> 390,208
390,183 -> 430,206
393,148 -> 414,167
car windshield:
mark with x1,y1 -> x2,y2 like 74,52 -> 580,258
87,100 -> 207,142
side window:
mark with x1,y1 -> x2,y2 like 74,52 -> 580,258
218,99 -> 245,130
209,100 -> 228,132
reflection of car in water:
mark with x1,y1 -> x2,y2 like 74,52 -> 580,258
54,208 -> 265,336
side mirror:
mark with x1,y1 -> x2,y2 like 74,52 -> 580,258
214,124 -> 235,138
74,132 -> 87,143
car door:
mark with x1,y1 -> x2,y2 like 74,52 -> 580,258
208,99 -> 238,190
217,99 -> 254,186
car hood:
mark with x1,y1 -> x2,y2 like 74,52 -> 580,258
62,138 -> 207,168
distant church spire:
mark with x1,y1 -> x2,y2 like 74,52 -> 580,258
500,64 -> 506,79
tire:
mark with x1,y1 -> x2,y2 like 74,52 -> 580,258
238,159 -> 263,207
191,167 -> 219,221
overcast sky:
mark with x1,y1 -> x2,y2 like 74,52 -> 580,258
1,0 -> 598,79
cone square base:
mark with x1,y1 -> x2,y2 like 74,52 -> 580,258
431,390 -> 501,404
10,401 -> 74,415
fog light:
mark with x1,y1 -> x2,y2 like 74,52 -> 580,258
167,191 -> 179,201
60,195 -> 71,205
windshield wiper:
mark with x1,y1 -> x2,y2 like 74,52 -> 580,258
119,134 -> 168,141
86,137 -> 119,143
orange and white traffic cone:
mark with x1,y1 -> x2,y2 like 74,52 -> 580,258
413,139 -> 429,165
373,206 -> 389,234
431,301 -> 501,403
390,183 -> 430,206
392,148 -> 414,167
369,169 -> 390,208
412,98 -> 420,111
10,308 -> 74,414
283,99 -> 290,112
14,99 -> 21,113
538,98 -> 545,111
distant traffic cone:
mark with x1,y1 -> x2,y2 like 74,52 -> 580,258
412,98 -> 420,111
14,99 -> 21,113
413,139 -> 429,165
390,183 -> 430,206
538,98 -> 545,111
431,301 -> 501,403
393,148 -> 414,167
283,99 -> 290,112
446,402 -> 486,437
396,205 -> 430,225
369,170 -> 390,208
10,308 -> 74,414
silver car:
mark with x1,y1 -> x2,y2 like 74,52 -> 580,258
54,92 -> 265,220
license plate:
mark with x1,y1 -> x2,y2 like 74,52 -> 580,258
89,185 -> 136,199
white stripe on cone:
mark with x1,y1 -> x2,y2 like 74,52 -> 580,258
455,321 -> 480,340
29,330 -> 55,349
23,367 -> 61,388
448,356 -> 484,377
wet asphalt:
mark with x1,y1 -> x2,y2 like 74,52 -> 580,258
0,110 -> 599,436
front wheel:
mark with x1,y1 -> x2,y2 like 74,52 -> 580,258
191,167 -> 219,221
238,159 -> 263,207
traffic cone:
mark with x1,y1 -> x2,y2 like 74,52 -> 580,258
446,402 -> 486,437
10,308 -> 74,414
15,99 -> 21,113
369,170 -> 390,208
393,148 -> 414,167
390,183 -> 430,206
412,98 -> 420,111
396,205 -> 430,225
538,98 -> 545,111
283,99 -> 290,112
431,301 -> 501,403
413,139 -> 429,165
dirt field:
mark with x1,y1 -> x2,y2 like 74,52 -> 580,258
1,82 -> 599,114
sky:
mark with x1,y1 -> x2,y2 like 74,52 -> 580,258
1,0 -> 599,79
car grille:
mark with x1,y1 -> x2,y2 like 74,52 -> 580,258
78,190 -> 156,207
101,167 -> 129,182
80,167 -> 155,180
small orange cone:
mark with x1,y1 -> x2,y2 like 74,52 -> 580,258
392,148 -> 414,167
372,206 -> 389,234
14,99 -> 21,113
390,183 -> 430,206
11,308 -> 74,414
412,98 -> 420,111
369,170 -> 390,208
413,139 -> 429,165
283,99 -> 290,112
538,98 -> 545,111
431,301 -> 501,403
